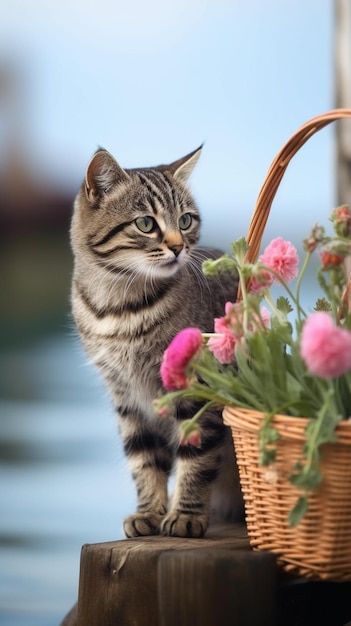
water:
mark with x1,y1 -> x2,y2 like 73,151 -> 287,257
0,274 -> 325,626
0,335 -> 136,626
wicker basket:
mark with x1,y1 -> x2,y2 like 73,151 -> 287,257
224,109 -> 351,582
223,407 -> 351,581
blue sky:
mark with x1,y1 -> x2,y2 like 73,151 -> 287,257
0,0 -> 337,246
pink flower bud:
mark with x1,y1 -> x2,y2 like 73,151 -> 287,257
152,399 -> 171,418
320,250 -> 345,269
303,224 -> 325,252
180,428 -> 201,447
331,205 -> 351,237
250,269 -> 274,292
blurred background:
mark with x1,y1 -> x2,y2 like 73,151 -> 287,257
0,0 -> 350,625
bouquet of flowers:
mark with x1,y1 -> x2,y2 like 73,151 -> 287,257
156,206 -> 351,525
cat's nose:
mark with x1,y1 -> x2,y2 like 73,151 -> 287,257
169,243 -> 184,257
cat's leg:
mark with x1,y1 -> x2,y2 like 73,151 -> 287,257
161,408 -> 229,538
118,412 -> 175,537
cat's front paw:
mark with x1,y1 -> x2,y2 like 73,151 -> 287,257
123,512 -> 164,537
161,512 -> 208,538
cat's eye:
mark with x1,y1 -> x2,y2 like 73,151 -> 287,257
178,213 -> 192,230
135,216 -> 156,233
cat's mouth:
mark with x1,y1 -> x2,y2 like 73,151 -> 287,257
150,254 -> 185,277
163,256 -> 180,266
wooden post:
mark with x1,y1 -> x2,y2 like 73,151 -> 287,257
335,0 -> 351,208
158,548 -> 276,626
74,524 -> 277,626
335,0 -> 351,305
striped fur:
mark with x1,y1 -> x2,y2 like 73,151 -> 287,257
70,147 -> 243,538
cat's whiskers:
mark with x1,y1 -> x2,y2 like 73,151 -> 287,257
187,254 -> 212,297
143,262 -> 164,304
123,266 -> 142,303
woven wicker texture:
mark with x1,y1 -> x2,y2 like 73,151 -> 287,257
223,407 -> 351,581
227,109 -> 351,581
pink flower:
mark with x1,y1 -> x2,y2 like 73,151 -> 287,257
161,327 -> 202,390
207,332 -> 236,364
259,237 -> 299,283
300,312 -> 351,379
214,313 -> 231,334
207,302 -> 238,364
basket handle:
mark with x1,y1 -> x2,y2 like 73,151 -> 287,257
238,108 -> 351,300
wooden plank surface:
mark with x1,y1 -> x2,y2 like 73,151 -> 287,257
76,523 -> 277,626
158,548 -> 276,626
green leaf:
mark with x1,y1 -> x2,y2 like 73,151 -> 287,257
258,416 -> 280,466
317,269 -> 329,294
314,297 -> 331,312
259,447 -> 276,466
276,296 -> 293,316
288,495 -> 308,526
231,237 -> 249,261
304,410 -> 340,447
290,466 -> 322,490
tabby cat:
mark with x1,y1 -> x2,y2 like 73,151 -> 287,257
70,146 -> 242,538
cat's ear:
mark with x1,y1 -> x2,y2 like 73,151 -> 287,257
167,145 -> 203,184
85,149 -> 130,202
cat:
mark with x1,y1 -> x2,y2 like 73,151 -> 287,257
70,146 -> 243,538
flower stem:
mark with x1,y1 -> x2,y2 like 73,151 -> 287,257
237,267 -> 250,333
181,400 -> 215,437
261,264 -> 308,319
294,251 -> 312,326
303,385 -> 334,475
264,290 -> 284,321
